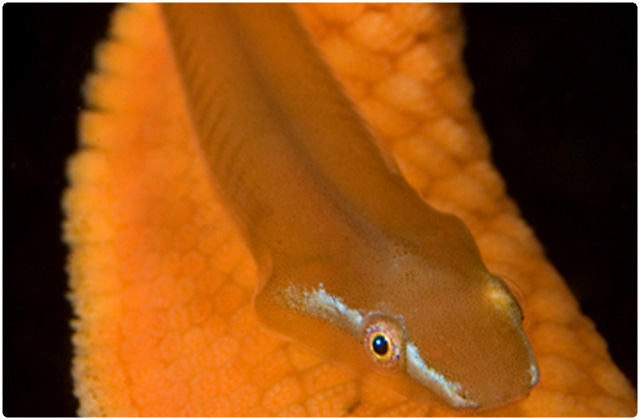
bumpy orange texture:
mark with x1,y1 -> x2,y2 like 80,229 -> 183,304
63,3 -> 636,416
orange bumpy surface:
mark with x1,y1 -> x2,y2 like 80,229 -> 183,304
63,3 -> 636,416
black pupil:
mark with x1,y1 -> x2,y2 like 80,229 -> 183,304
372,334 -> 389,356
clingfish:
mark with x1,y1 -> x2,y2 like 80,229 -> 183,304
161,4 -> 538,409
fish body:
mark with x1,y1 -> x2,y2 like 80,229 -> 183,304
161,4 -> 538,409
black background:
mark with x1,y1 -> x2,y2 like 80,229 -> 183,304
4,4 -> 636,416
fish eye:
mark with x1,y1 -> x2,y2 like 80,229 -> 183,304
494,274 -> 526,322
371,332 -> 390,357
363,315 -> 404,369
514,297 -> 525,322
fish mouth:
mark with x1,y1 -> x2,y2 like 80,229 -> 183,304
406,338 -> 540,410
529,357 -> 540,387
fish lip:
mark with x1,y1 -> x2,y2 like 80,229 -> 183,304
529,360 -> 540,387
405,342 -> 479,409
